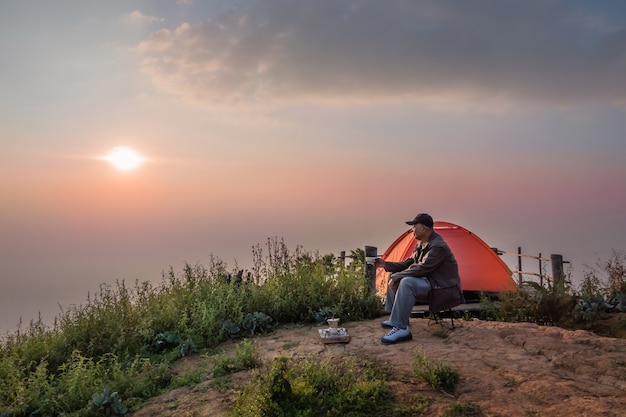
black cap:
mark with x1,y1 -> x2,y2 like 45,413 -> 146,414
406,213 -> 434,228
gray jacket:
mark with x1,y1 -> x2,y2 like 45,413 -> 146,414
383,231 -> 465,311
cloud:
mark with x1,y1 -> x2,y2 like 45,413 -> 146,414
135,0 -> 626,108
122,10 -> 164,25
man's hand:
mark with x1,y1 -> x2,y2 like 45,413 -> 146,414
388,278 -> 399,293
373,258 -> 386,269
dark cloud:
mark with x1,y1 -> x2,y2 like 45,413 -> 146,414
137,0 -> 626,106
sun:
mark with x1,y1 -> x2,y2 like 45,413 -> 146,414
102,146 -> 145,171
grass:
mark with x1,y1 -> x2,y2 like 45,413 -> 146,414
230,355 -> 396,417
1,240 -> 624,416
441,402 -> 484,417
210,339 -> 260,377
412,348 -> 459,395
0,241 -> 382,416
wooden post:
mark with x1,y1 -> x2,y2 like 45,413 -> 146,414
538,252 -> 543,287
339,251 -> 345,269
517,246 -> 523,286
365,245 -> 378,296
551,254 -> 564,291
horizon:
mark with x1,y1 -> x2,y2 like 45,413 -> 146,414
2,0 -> 625,334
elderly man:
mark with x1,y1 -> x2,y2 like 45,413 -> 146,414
374,213 -> 464,344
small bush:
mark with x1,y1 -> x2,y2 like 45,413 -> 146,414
573,294 -> 613,321
0,241 -> 382,415
170,366 -> 207,388
441,402 -> 484,417
90,386 -> 128,416
479,282 -> 577,328
230,355 -> 395,417
392,394 -> 430,415
211,339 -> 261,378
221,312 -> 274,339
412,349 -> 459,394
3,242 -> 624,416
149,331 -> 197,357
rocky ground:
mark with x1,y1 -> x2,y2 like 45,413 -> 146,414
129,316 -> 626,416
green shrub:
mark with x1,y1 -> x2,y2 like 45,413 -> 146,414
412,349 -> 459,394
479,281 -> 577,328
576,251 -> 626,321
5,242 -> 623,416
221,312 -> 274,340
441,402 -> 484,417
392,394 -> 430,415
573,294 -> 613,321
170,367 -> 207,388
211,339 -> 261,378
599,250 -> 626,295
90,386 -> 128,416
1,241 -> 382,415
149,331 -> 197,358
230,355 -> 394,417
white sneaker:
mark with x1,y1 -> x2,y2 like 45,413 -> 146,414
381,327 -> 412,344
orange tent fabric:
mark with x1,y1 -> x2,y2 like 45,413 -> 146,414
375,221 -> 517,298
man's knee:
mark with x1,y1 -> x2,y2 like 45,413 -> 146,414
397,278 -> 411,292
399,277 -> 430,297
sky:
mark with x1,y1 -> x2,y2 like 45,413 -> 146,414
1,0 -> 625,335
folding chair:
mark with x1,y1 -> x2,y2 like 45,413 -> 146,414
428,309 -> 457,330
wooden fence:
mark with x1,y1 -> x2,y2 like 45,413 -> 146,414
492,247 -> 569,288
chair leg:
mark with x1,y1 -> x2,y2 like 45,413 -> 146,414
429,309 -> 455,330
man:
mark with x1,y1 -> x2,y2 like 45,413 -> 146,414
374,213 -> 464,344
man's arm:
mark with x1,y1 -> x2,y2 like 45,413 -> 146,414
375,257 -> 414,273
389,245 -> 448,282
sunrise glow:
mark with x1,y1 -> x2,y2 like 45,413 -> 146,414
3,0 -> 625,350
102,147 -> 145,171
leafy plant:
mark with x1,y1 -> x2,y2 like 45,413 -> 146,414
441,402 -> 484,417
582,250 -> 626,296
241,312 -> 273,336
170,367 -> 207,388
603,250 -> 626,294
0,241 -> 381,415
573,294 -> 613,321
220,312 -> 273,339
209,375 -> 232,392
5,241 -> 625,416
412,349 -> 459,394
314,306 -> 336,325
149,331 -> 196,357
211,339 -> 261,377
431,328 -> 450,339
221,320 -> 241,339
479,281 -> 577,327
392,394 -> 430,415
91,386 -> 128,416
462,310 -> 474,321
477,294 -> 503,321
230,354 -> 395,417
609,292 -> 626,312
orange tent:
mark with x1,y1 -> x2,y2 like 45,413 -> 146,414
375,221 -> 517,302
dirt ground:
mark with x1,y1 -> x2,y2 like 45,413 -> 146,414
129,316 -> 626,416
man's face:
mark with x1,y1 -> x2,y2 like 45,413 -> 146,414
411,223 -> 425,239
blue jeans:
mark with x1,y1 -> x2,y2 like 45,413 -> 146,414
385,277 -> 431,329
